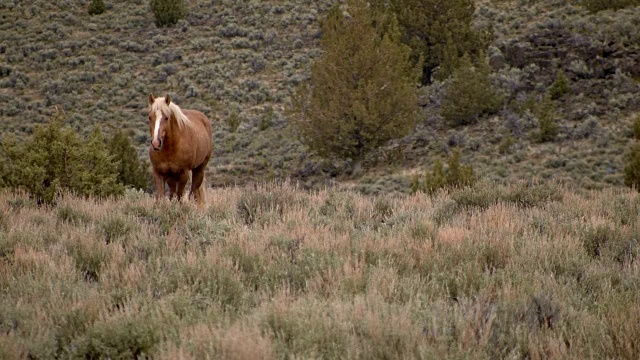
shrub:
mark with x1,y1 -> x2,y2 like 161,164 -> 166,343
69,311 -> 161,358
632,114 -> 640,140
498,134 -> 516,154
441,55 -> 502,127
534,96 -> 559,143
150,0 -> 186,27
108,130 -> 149,191
225,111 -> 241,133
291,0 -> 419,166
371,0 -> 492,84
0,111 -> 123,204
582,0 -> 640,13
548,71 -> 570,100
236,188 -> 294,226
88,0 -> 106,15
412,148 -> 475,194
624,143 -> 640,191
80,128 -> 125,198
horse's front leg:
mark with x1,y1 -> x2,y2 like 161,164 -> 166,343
167,178 -> 177,200
175,171 -> 190,201
153,171 -> 165,202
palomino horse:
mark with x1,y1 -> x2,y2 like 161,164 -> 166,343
147,94 -> 212,205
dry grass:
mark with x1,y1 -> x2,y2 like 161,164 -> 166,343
0,181 -> 638,359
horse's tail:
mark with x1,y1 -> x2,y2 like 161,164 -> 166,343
196,175 -> 206,207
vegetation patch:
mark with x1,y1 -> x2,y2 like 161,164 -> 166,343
0,184 -> 638,358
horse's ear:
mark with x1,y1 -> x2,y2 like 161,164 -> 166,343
148,93 -> 155,105
165,94 -> 171,105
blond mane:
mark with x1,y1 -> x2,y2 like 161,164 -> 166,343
149,97 -> 193,129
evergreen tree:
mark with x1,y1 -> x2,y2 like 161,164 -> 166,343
150,0 -> 186,27
18,117 -> 85,204
534,95 -> 559,143
108,130 -> 149,190
625,116 -> 640,191
582,0 -> 640,13
291,0 -> 419,168
624,143 -> 640,191
441,54 -> 501,127
445,148 -> 475,187
632,114 -> 640,141
371,0 -> 492,84
88,0 -> 106,15
81,128 -> 124,198
0,133 -> 22,189
548,71 -> 570,100
412,148 -> 475,194
0,111 -> 125,204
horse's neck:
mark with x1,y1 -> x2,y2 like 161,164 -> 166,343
165,116 -> 184,149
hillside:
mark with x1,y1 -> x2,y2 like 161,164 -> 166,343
1,0 -> 639,193
1,182 -> 639,358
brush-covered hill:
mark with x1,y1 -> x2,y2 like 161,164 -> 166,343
1,0 -> 639,193
0,182 -> 639,358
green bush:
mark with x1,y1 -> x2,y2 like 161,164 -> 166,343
441,55 -> 502,127
0,112 -> 124,204
411,148 -> 475,194
632,114 -> 640,140
498,134 -> 516,154
582,0 -> 640,13
548,71 -> 570,100
108,130 -> 149,191
534,96 -> 559,143
225,111 -> 241,133
69,312 -> 161,359
371,0 -> 492,84
88,0 -> 106,15
150,0 -> 186,27
291,0 -> 419,164
624,143 -> 640,191
236,188 -> 295,226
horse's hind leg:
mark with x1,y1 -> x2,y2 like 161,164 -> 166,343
190,164 -> 207,206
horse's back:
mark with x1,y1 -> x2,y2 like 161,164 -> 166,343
183,109 -> 213,166
184,109 -> 213,138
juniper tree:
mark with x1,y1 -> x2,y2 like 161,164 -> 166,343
411,148 -> 475,194
441,54 -> 501,127
548,71 -> 570,100
534,95 -> 559,143
582,0 -> 640,13
632,114 -> 640,140
150,0 -> 186,27
81,128 -> 124,198
0,111 -> 125,204
291,0 -> 419,170
88,0 -> 106,15
17,117 -> 85,204
108,130 -> 149,190
371,0 -> 492,84
624,143 -> 640,191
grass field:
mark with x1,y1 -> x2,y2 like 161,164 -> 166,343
1,181 -> 638,359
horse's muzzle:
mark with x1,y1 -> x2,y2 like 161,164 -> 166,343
151,139 -> 163,151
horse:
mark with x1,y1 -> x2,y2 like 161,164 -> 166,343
147,93 -> 212,206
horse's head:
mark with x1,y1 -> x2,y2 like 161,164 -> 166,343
148,93 -> 172,151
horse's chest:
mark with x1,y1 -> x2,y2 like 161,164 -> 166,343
154,162 -> 186,177
151,153 -> 186,176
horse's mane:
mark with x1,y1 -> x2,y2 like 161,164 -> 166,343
150,97 -> 193,129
